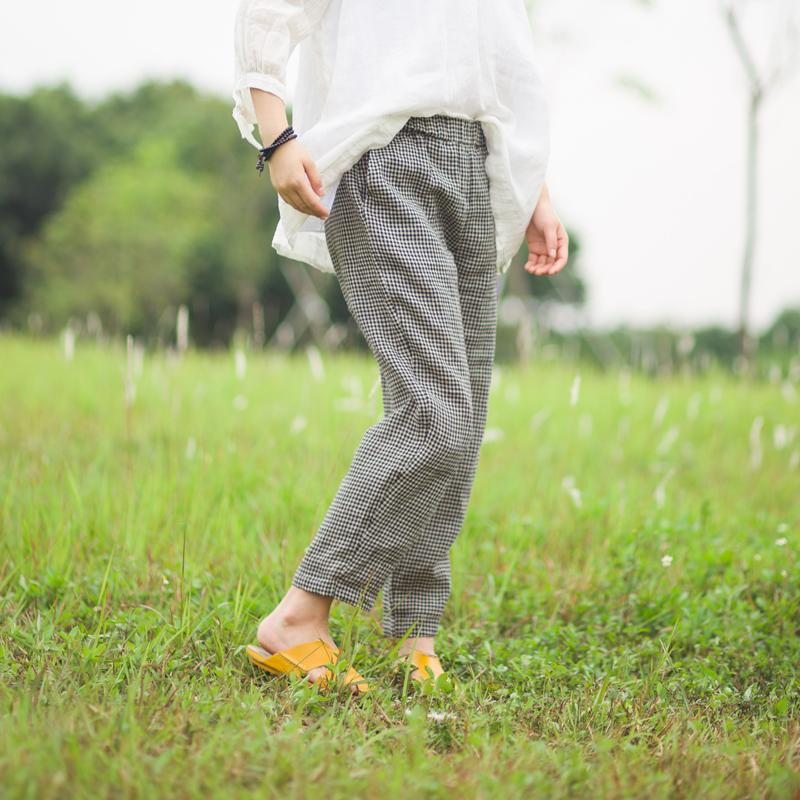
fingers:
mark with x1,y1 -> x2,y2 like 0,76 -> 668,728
279,173 -> 328,219
544,224 -> 558,260
269,146 -> 329,219
297,176 -> 329,218
553,224 -> 569,271
304,158 -> 325,197
525,222 -> 569,276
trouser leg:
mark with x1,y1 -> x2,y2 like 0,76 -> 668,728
291,130 -> 475,613
381,183 -> 498,638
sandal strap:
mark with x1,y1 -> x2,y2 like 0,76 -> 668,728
409,650 -> 443,679
264,639 -> 340,675
342,665 -> 370,693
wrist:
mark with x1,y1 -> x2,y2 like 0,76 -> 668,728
538,182 -> 551,204
256,126 -> 298,174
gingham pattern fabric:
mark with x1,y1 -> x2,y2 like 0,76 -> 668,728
292,114 -> 498,638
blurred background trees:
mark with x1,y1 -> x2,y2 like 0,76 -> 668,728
0,78 -> 796,374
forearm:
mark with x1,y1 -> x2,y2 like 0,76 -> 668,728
539,181 -> 550,204
250,88 -> 290,146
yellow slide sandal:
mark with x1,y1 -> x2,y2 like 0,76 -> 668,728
405,649 -> 445,682
246,638 -> 370,694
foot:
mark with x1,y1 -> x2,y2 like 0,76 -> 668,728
394,636 -> 444,681
396,635 -> 436,658
256,587 -> 339,689
255,587 -> 367,695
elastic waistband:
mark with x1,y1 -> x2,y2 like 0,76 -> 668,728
402,114 -> 487,148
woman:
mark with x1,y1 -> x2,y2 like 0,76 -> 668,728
232,0 -> 569,694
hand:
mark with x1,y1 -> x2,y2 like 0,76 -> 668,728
267,138 -> 329,220
523,185 -> 568,276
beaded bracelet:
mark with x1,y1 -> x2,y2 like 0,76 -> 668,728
256,125 -> 298,174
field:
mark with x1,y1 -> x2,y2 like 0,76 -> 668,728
1,333 -> 798,798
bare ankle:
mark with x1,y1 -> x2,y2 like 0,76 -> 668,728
396,635 -> 436,656
274,586 -> 332,629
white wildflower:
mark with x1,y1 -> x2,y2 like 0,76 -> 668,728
490,365 -> 502,393
482,427 -> 505,444
657,425 -> 680,456
749,416 -> 764,470
652,395 -> 669,427
661,555 -> 673,568
62,326 -> 75,361
176,305 -> 189,354
306,345 -> 325,381
561,475 -> 582,508
234,349 -> 247,380
654,467 -> 675,508
773,425 -> 795,450
132,340 -> 144,378
335,396 -> 364,412
569,373 -> 581,406
290,415 -> 307,434
367,373 -> 381,399
775,538 -> 788,547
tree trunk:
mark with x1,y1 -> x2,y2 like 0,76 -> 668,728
738,89 -> 761,367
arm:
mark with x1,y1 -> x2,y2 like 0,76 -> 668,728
232,0 -> 330,218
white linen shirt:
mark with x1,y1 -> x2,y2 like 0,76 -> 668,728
232,0 -> 551,275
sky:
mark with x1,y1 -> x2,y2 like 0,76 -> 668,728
1,0 -> 799,333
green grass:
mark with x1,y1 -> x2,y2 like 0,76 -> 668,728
1,332 -> 798,799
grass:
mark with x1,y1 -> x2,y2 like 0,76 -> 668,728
0,332 -> 798,799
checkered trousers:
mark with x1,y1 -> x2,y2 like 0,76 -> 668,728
292,114 -> 498,638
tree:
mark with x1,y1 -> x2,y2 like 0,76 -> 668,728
722,0 -> 800,363
23,135 -> 216,338
0,84 -> 106,316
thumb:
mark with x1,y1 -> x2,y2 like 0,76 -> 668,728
304,158 -> 325,196
545,225 -> 558,259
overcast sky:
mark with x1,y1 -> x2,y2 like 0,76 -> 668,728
2,0 -> 798,332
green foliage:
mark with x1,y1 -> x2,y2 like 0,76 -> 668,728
1,335 -> 798,797
23,135 -> 216,336
762,307 -> 800,350
0,84 -> 105,311
0,80 -> 309,344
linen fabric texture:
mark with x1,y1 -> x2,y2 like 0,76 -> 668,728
232,0 -> 551,275
291,114 -> 498,638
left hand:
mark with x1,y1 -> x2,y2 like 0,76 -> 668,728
523,184 -> 569,276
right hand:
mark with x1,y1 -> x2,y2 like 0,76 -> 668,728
267,139 -> 329,220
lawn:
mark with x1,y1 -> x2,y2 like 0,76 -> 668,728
1,333 -> 798,798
